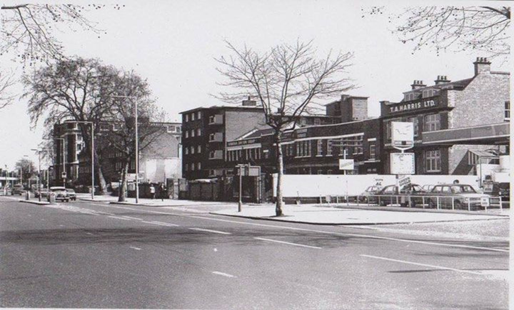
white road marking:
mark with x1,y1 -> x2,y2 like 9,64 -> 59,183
37,203 -> 508,254
85,232 -> 94,235
361,254 -> 483,275
142,221 -> 180,227
189,228 -> 231,235
130,246 -> 142,251
254,237 -> 322,249
108,216 -> 131,221
212,271 -> 236,278
119,216 -> 143,221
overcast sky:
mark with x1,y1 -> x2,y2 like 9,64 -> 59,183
0,0 -> 510,169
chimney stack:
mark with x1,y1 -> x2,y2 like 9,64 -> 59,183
410,80 -> 426,90
242,96 -> 257,106
434,75 -> 451,85
473,57 -> 491,76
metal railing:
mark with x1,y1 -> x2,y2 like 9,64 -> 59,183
317,194 -> 505,212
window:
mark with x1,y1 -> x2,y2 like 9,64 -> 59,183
191,130 -> 195,137
326,140 -> 332,156
191,162 -> 195,171
185,114 -> 189,122
197,112 -> 202,119
197,145 -> 202,153
185,131 -> 189,138
196,128 -> 202,136
424,114 -> 441,132
130,159 -> 135,170
317,140 -> 323,156
369,143 -> 376,160
115,162 -> 122,170
305,141 -> 311,157
409,117 -> 419,137
296,142 -> 301,157
191,147 -> 195,154
197,162 -> 201,170
467,151 -> 479,165
505,101 -> 510,121
191,113 -> 195,121
425,149 -> 441,172
167,126 -> 175,133
386,121 -> 391,140
185,147 -> 189,155
314,118 -> 321,125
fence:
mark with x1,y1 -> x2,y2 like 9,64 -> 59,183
317,194 -> 505,211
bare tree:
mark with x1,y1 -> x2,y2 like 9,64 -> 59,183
1,4 -> 123,65
23,57 -> 122,194
102,71 -> 166,202
0,71 -> 16,109
14,157 -> 36,185
369,6 -> 510,60
216,40 -> 354,216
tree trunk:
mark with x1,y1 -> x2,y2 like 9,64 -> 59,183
118,162 -> 129,202
275,132 -> 284,216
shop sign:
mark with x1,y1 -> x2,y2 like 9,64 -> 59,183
389,99 -> 438,114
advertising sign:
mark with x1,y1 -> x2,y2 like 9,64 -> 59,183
390,153 -> 415,175
339,159 -> 355,171
391,122 -> 414,149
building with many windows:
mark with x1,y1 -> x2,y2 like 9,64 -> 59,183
381,57 -> 509,175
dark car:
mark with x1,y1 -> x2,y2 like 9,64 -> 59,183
65,189 -> 77,201
426,184 -> 491,210
372,184 -> 423,207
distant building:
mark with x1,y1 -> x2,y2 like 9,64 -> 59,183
52,121 -> 182,188
381,57 -> 510,175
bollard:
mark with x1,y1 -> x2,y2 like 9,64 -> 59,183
48,193 -> 56,204
25,191 -> 30,200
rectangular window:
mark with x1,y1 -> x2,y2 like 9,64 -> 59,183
386,121 -> 391,140
505,101 -> 510,121
196,128 -> 201,136
185,114 -> 189,122
185,131 -> 189,138
409,117 -> 419,137
425,149 -> 441,172
191,130 -> 195,137
191,113 -> 195,121
185,147 -> 189,155
197,145 -> 201,153
191,146 -> 195,154
305,141 -> 311,157
197,162 -> 201,170
326,140 -> 332,156
197,111 -> 202,119
296,142 -> 301,157
468,151 -> 479,165
369,143 -> 376,160
167,126 -> 175,133
317,140 -> 323,156
424,114 -> 441,132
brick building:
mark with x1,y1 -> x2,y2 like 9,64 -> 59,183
381,57 -> 510,175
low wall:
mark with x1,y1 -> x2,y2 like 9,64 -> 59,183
272,174 -> 481,197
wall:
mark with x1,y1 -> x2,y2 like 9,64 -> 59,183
273,174 -> 480,197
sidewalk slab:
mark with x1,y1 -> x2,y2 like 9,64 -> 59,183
211,205 -> 507,225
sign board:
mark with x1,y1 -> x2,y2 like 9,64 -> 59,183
399,176 -> 411,187
481,197 -> 490,207
390,153 -> 415,175
339,159 -> 355,171
62,172 -> 66,179
391,122 -> 414,149
237,165 -> 260,176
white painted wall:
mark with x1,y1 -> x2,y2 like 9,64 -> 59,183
273,174 -> 481,197
141,158 -> 181,183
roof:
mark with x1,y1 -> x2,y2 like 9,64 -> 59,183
403,78 -> 474,95
180,105 -> 263,114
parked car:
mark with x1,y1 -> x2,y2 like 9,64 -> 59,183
497,183 -> 510,203
35,188 -> 49,198
50,186 -> 69,202
420,184 -> 436,193
372,184 -> 423,207
426,184 -> 491,210
66,188 -> 77,201
12,184 -> 24,195
359,185 -> 382,202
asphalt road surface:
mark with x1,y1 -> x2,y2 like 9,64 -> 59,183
0,197 -> 509,309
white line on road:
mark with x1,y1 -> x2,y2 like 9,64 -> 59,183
254,237 -> 322,249
108,216 -> 131,221
360,254 -> 483,275
142,221 -> 180,227
130,246 -> 142,251
212,271 -> 236,278
65,204 -> 508,253
189,228 -> 231,235
119,216 -> 143,221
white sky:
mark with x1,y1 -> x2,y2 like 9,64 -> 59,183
0,0 -> 510,169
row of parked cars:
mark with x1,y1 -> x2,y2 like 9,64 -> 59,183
7,185 -> 77,202
360,183 -> 507,210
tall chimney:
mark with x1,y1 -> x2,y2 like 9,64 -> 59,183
434,75 -> 451,85
411,80 -> 426,90
474,57 -> 491,76
242,96 -> 256,106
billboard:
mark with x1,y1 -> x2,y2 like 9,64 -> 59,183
391,122 -> 414,149
390,153 -> 415,175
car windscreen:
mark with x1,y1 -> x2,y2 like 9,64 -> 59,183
460,185 -> 476,193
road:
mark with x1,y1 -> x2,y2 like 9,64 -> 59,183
0,197 -> 509,309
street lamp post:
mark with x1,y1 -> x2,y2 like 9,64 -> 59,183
31,149 -> 42,201
113,95 -> 139,204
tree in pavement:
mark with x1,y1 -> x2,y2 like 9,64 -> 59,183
23,57 -> 121,194
14,158 -> 37,185
367,6 -> 510,61
102,71 -> 166,202
216,40 -> 354,216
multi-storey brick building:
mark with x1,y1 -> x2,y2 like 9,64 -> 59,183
381,57 -> 510,175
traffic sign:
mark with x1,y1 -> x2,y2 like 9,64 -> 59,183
339,159 -> 354,171
62,172 -> 66,179
399,176 -> 411,187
